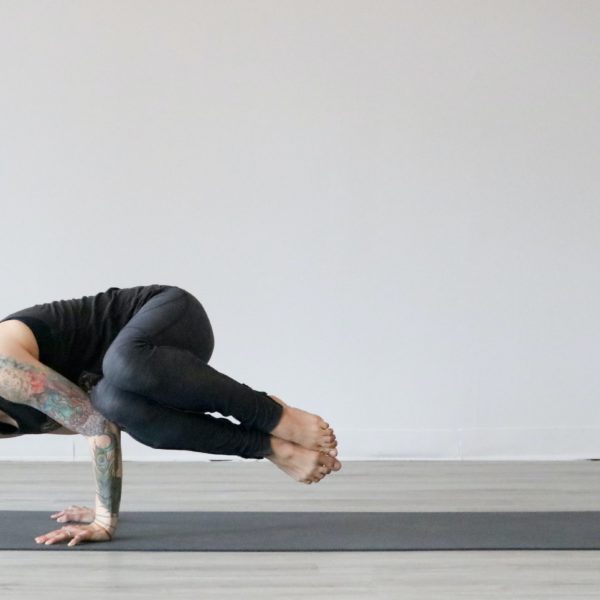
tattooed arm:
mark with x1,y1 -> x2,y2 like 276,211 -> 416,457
88,420 -> 122,537
0,352 -> 122,538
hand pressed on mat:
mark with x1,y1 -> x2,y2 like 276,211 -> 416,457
34,520 -> 112,547
50,504 -> 95,524
0,354 -> 122,547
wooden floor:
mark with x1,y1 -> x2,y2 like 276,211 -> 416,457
2,459 -> 600,599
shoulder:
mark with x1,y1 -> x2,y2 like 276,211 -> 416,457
0,320 -> 41,361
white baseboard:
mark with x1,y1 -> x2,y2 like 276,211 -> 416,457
334,427 -> 600,461
1,427 -> 600,461
459,426 -> 600,461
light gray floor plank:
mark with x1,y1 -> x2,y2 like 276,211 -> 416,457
3,459 -> 600,511
2,550 -> 600,599
1,459 -> 600,599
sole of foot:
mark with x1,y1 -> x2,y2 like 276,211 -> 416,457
267,437 -> 342,484
268,394 -> 338,458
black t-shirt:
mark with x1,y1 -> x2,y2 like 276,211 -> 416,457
0,284 -> 170,433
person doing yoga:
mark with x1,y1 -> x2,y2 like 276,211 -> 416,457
0,284 -> 341,547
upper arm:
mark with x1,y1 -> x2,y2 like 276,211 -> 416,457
0,348 -> 110,437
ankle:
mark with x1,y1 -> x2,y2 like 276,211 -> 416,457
267,436 -> 292,459
269,404 -> 288,435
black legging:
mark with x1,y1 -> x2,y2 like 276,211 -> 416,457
89,286 -> 283,459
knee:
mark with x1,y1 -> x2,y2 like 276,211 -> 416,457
90,379 -> 169,449
200,324 -> 215,363
185,293 -> 215,362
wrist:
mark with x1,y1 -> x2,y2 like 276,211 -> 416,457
93,511 -> 118,532
93,518 -> 117,538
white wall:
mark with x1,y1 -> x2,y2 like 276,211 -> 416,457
0,0 -> 599,461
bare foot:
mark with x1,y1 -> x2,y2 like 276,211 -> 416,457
268,394 -> 338,458
267,436 -> 342,484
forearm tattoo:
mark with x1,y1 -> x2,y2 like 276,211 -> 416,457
89,422 -> 122,534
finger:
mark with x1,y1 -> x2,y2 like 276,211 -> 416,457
37,531 -> 59,544
52,504 -> 81,516
52,508 -> 86,522
44,531 -> 67,545
36,528 -> 64,543
68,531 -> 87,547
51,506 -> 75,518
35,530 -> 54,543
55,513 -> 75,523
60,527 -> 82,546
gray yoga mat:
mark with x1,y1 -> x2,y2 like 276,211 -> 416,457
2,511 -> 600,551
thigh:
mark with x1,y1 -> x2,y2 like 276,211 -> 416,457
90,376 -> 174,436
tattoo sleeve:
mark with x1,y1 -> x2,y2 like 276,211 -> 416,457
88,421 -> 122,536
0,353 -> 122,534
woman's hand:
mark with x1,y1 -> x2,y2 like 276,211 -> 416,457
50,504 -> 95,524
34,521 -> 112,547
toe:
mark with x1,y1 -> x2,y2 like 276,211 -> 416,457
320,454 -> 335,468
315,467 -> 326,479
321,435 -> 335,448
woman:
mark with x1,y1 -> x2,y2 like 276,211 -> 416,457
0,284 -> 341,547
